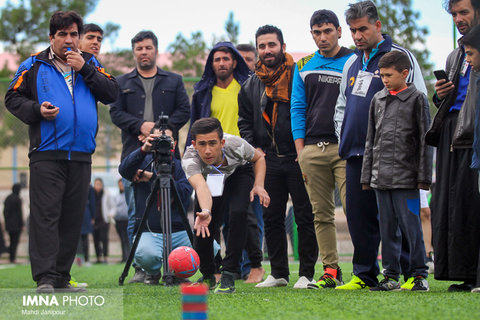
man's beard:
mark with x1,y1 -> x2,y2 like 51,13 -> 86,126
138,59 -> 156,71
260,51 -> 285,69
214,67 -> 234,81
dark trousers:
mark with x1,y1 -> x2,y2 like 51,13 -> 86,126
29,160 -> 90,286
194,164 -> 253,276
346,157 -> 380,286
115,220 -> 130,262
93,223 -> 109,260
375,189 -> 428,280
78,234 -> 90,262
263,154 -> 318,280
431,112 -> 480,281
8,231 -> 21,262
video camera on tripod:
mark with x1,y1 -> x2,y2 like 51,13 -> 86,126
149,115 -> 174,174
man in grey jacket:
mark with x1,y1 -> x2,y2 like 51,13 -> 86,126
425,0 -> 480,292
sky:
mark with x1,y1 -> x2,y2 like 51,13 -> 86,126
0,0 -> 455,70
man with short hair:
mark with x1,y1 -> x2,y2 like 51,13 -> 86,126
237,43 -> 257,72
182,117 -> 270,294
79,23 -> 103,57
5,10 -> 118,293
425,0 -> 480,292
110,30 -> 190,282
188,42 -> 265,283
291,9 -> 354,289
333,0 -> 427,290
238,25 -> 319,289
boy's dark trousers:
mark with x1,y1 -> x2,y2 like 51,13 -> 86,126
375,189 -> 428,280
195,164 -> 256,276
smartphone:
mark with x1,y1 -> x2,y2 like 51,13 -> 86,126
47,105 -> 56,109
433,70 -> 450,82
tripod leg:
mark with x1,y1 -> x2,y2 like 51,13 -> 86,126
171,177 -> 195,244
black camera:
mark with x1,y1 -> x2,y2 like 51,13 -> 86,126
151,115 -> 174,173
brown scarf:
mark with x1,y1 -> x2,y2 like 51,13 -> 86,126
255,52 -> 294,131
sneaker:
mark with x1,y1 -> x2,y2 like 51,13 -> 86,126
255,275 -> 288,288
335,274 -> 369,290
196,275 -> 217,290
144,273 -> 161,285
214,271 -> 236,294
55,283 -> 86,293
69,277 -> 88,288
370,277 -> 401,291
401,277 -> 414,290
411,276 -> 429,291
245,267 -> 265,284
293,276 -> 315,289
36,283 -> 54,294
448,282 -> 474,292
471,287 -> 480,293
128,267 -> 146,284
308,267 -> 343,289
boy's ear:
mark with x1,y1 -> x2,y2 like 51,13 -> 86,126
402,69 -> 409,79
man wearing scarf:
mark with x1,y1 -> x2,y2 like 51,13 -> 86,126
238,25 -> 318,289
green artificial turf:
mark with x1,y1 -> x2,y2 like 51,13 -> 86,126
1,261 -> 479,320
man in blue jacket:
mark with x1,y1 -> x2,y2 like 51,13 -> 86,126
291,9 -> 354,289
333,1 -> 427,290
5,10 -> 119,293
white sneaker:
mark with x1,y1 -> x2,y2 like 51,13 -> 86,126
472,287 -> 480,293
255,275 -> 288,288
293,276 -> 315,289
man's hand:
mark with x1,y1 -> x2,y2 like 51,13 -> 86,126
294,139 -> 305,162
434,79 -> 454,100
141,132 -> 161,153
40,101 -> 59,120
65,50 -> 85,72
194,211 -> 212,238
140,121 -> 155,138
417,183 -> 430,191
362,184 -> 371,190
250,185 -> 270,208
132,169 -> 153,183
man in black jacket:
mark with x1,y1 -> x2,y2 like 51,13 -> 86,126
425,0 -> 480,292
238,25 -> 318,289
109,31 -> 190,282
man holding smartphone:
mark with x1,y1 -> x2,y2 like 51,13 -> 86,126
425,0 -> 480,292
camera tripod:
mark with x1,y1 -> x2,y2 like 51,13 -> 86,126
118,160 -> 194,286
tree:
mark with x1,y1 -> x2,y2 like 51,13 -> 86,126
225,11 -> 239,44
0,0 -> 119,60
167,31 -> 207,77
374,0 -> 433,76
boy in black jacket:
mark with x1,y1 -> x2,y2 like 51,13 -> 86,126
361,51 -> 432,291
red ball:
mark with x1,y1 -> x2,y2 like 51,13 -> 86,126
168,246 -> 200,278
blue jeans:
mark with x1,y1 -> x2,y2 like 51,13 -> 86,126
134,231 -> 221,276
123,178 -> 136,244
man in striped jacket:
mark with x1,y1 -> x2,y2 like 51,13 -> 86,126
333,0 -> 427,290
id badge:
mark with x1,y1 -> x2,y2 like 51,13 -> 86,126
206,174 -> 225,197
352,70 -> 374,97
460,58 -> 469,77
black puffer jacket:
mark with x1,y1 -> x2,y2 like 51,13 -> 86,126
238,73 -> 296,156
361,84 -> 433,189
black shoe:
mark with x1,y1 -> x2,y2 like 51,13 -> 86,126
172,277 -> 192,285
36,283 -> 54,294
128,267 -> 146,283
411,276 -> 429,292
144,273 -> 161,285
196,274 -> 217,290
448,282 -> 475,292
214,271 -> 236,294
55,283 -> 86,293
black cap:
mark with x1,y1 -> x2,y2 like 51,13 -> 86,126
310,9 -> 340,29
